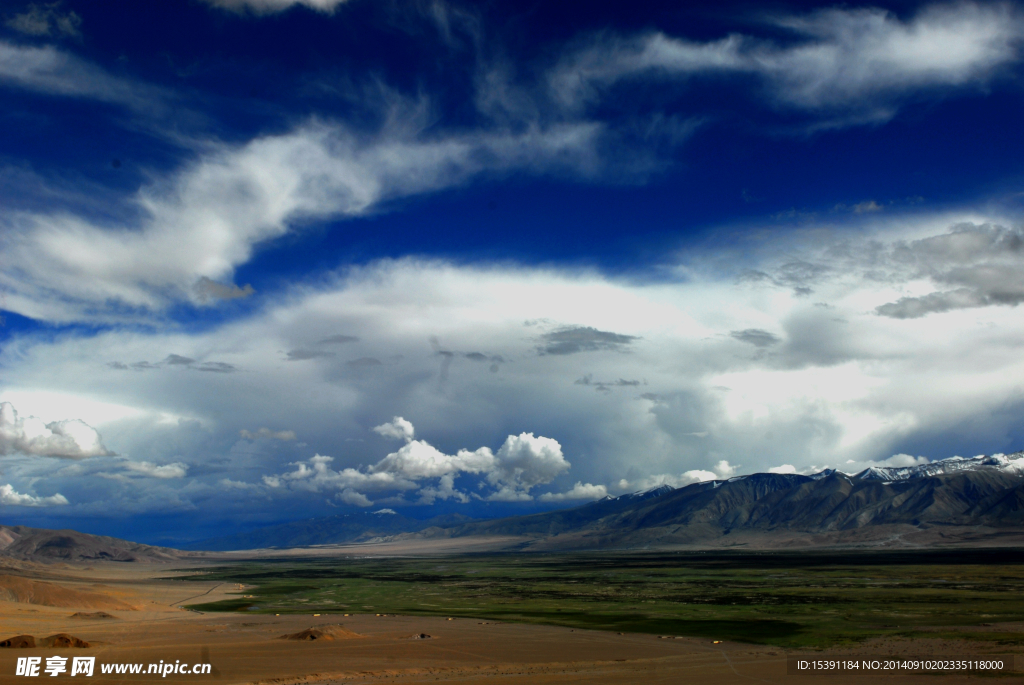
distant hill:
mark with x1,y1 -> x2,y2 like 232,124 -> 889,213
186,451 -> 1024,552
0,525 -> 186,563
184,510 -> 476,551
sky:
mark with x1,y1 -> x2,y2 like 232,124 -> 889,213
0,0 -> 1023,545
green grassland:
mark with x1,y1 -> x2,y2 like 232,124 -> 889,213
180,549 -> 1024,649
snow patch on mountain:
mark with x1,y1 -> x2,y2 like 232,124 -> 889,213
854,451 -> 1024,481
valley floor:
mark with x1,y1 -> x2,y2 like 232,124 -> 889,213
0,557 -> 1021,684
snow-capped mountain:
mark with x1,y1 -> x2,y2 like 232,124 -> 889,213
854,451 -> 1024,482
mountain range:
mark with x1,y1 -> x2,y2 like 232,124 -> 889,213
187,451 -> 1024,552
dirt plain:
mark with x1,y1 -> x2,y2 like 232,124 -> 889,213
0,558 -> 1020,685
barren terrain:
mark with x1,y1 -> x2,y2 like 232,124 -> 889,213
0,559 -> 1020,684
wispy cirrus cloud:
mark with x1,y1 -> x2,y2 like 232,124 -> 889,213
202,0 -> 350,14
0,114 -> 603,322
0,40 -> 171,114
549,2 -> 1024,124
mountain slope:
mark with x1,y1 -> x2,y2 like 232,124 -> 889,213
185,511 -> 475,551
410,452 -> 1024,548
0,526 -> 185,563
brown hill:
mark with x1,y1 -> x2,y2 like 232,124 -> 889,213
0,635 -> 35,648
0,574 -> 135,610
0,525 -> 185,563
39,634 -> 90,648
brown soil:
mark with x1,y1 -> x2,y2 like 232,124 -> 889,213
0,574 -> 134,610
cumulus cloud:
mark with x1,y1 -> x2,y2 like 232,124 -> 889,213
0,402 -> 112,458
336,488 -> 373,507
262,420 -> 569,504
123,460 -> 189,479
768,464 -> 798,474
487,433 -> 570,491
550,2 -> 1023,122
0,484 -> 69,506
372,416 -> 415,442
240,427 -> 297,441
620,459 -> 738,491
539,481 -> 608,501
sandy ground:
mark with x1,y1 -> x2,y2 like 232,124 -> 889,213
0,562 -> 1020,684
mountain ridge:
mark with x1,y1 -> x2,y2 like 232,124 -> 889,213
189,451 -> 1024,551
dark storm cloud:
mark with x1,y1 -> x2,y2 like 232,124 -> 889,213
197,361 -> 237,373
319,334 -> 360,344
164,354 -> 196,366
193,277 -> 255,302
730,329 -> 781,348
538,326 -> 639,355
876,224 -> 1024,318
347,357 -> 382,367
575,374 -> 642,391
286,349 -> 336,361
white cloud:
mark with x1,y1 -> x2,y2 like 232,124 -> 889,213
6,4 -> 82,37
881,454 -> 931,468
1,115 -> 602,322
488,433 -> 570,489
841,453 -> 931,474
0,484 -> 68,507
372,416 -> 415,442
220,477 -> 262,490
623,470 -> 717,491
0,41 -> 168,114
621,459 -> 737,491
713,460 -> 738,478
123,460 -> 189,479
0,402 -> 112,458
550,2 -> 1023,122
487,486 -> 535,502
539,481 -> 608,501
261,421 -> 568,504
373,440 -> 495,480
203,0 -> 349,14
336,488 -> 373,507
240,427 -> 297,441
768,464 -> 797,474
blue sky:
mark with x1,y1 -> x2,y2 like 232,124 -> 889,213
1,0 -> 1023,545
